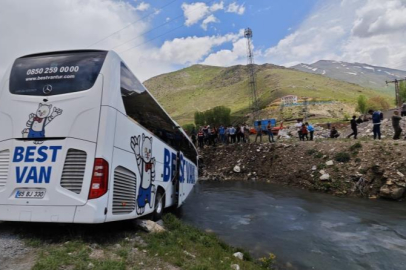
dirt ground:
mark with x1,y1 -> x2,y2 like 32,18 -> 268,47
200,138 -> 406,201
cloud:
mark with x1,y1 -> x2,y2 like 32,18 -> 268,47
134,1 -> 150,11
182,2 -> 210,26
261,0 -> 406,70
202,38 -> 247,66
147,31 -> 243,65
226,2 -> 245,15
201,15 -> 219,31
0,0 -> 153,80
210,1 -> 224,12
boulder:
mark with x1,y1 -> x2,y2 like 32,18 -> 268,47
233,165 -> 241,173
320,174 -> 330,181
135,219 -> 166,233
326,160 -> 334,166
380,185 -> 405,200
233,252 -> 244,260
231,264 -> 240,270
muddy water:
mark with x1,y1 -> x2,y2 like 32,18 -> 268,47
181,181 -> 406,270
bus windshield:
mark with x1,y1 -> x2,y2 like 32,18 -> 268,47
9,51 -> 107,96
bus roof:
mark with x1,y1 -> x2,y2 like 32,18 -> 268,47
19,49 -> 108,59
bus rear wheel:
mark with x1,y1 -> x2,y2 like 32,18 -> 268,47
152,191 -> 164,221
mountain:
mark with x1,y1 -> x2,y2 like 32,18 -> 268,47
144,64 -> 391,125
292,60 -> 406,92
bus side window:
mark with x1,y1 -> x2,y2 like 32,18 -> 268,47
120,63 -> 197,164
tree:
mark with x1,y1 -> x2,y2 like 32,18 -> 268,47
182,124 -> 195,134
357,95 -> 368,114
194,111 -> 205,127
194,106 -> 232,127
399,81 -> 406,103
366,96 -> 390,111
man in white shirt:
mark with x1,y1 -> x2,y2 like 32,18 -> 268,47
295,119 -> 303,140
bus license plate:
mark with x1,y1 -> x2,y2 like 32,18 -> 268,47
15,189 -> 46,199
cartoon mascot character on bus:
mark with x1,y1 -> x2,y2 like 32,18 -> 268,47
131,134 -> 156,215
22,103 -> 63,144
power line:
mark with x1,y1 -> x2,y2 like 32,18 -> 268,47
119,24 -> 185,54
111,13 -> 185,50
86,0 -> 179,48
111,0 -> 215,51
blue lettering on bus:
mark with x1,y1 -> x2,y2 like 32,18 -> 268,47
163,148 -> 171,182
163,147 -> 196,184
12,146 -> 62,184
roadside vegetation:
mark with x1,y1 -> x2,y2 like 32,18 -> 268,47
6,214 -> 272,270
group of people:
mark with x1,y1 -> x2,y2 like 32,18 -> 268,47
294,120 -> 315,141
192,124 -> 251,148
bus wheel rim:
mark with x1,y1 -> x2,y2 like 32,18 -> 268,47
156,198 -> 163,213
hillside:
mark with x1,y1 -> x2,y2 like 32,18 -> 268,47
144,64 -> 392,125
293,60 -> 406,93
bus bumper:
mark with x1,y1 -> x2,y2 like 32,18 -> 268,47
0,198 -> 107,223
0,205 -> 77,223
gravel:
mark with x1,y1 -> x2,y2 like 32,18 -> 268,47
0,222 -> 31,267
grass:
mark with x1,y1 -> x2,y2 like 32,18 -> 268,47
142,214 -> 265,270
144,64 -> 392,125
18,214 -> 268,270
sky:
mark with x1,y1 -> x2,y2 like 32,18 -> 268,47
0,0 -> 406,81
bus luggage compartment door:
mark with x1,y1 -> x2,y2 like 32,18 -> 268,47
0,138 -> 95,207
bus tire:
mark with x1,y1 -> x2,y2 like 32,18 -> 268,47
152,191 -> 164,221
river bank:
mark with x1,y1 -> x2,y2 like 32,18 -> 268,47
0,214 -> 270,270
199,139 -> 406,201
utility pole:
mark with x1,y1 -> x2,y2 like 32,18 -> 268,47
386,78 -> 406,110
303,97 -> 309,121
244,28 -> 260,123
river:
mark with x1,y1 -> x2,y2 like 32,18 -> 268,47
180,181 -> 406,270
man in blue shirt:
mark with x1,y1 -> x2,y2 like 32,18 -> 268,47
369,109 -> 382,140
219,125 -> 225,143
305,122 -> 314,141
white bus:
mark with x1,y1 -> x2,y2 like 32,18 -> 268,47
0,50 -> 198,223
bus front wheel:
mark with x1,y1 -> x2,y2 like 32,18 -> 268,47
152,191 -> 164,221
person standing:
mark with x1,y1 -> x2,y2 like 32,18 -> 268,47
230,125 -> 236,143
402,103 -> 406,117
300,124 -> 309,141
369,109 -> 382,140
197,129 -> 204,148
240,125 -> 246,143
305,122 -> 314,141
392,111 -> 402,140
295,119 -> 303,140
347,115 -> 358,139
267,121 -> 275,143
244,124 -> 251,143
191,127 -> 197,146
219,125 -> 225,144
255,121 -> 262,143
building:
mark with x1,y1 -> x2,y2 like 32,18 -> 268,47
281,95 -> 298,105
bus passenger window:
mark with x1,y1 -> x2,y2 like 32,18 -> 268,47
120,63 -> 197,164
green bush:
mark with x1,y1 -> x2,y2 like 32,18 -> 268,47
334,152 -> 351,163
349,142 -> 362,151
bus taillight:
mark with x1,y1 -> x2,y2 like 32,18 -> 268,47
88,158 -> 109,199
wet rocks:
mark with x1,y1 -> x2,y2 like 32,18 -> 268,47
380,185 -> 405,200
